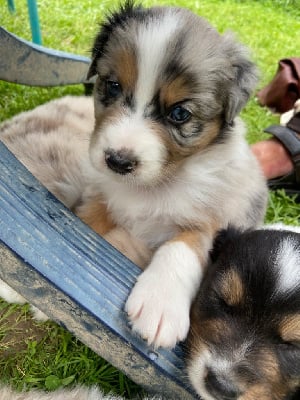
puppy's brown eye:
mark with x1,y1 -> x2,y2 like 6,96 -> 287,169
168,105 -> 191,124
105,80 -> 122,98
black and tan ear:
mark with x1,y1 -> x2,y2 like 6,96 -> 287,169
86,0 -> 143,81
222,33 -> 259,124
210,226 -> 242,263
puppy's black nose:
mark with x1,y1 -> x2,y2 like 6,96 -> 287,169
105,149 -> 138,175
205,368 -> 239,400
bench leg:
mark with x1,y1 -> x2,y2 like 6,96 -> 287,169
27,0 -> 42,44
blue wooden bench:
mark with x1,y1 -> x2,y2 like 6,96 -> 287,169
0,28 -> 197,399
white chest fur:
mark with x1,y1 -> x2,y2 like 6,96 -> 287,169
102,181 -> 190,248
87,125 -> 266,249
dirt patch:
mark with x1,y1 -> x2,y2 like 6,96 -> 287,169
0,302 -> 49,358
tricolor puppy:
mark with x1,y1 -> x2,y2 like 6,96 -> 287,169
187,225 -> 300,400
0,2 -> 268,348
76,1 -> 267,348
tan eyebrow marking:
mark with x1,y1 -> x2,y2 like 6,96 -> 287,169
220,269 -> 244,306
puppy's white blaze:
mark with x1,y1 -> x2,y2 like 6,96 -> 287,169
90,115 -> 167,184
188,349 -> 216,400
188,341 -> 253,400
135,11 -> 181,111
276,237 -> 300,293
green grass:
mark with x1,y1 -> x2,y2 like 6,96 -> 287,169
0,302 -> 143,397
1,0 -> 300,397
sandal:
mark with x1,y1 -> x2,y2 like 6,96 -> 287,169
264,109 -> 300,199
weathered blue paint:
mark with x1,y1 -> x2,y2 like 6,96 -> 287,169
0,141 -> 198,399
0,27 -> 91,86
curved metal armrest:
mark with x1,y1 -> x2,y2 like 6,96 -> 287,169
0,26 -> 91,86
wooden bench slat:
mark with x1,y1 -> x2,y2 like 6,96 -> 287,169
0,141 -> 196,399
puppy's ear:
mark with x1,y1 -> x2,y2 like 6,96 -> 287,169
87,1 -> 143,81
87,58 -> 98,80
210,226 -> 242,263
223,33 -> 258,124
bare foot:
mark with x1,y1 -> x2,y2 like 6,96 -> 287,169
251,138 -> 293,179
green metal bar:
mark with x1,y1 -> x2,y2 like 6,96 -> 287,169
7,0 -> 16,13
27,0 -> 42,44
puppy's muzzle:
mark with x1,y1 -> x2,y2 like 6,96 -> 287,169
205,368 -> 240,400
105,149 -> 138,175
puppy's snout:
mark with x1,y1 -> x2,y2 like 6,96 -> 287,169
205,368 -> 240,400
105,149 -> 138,175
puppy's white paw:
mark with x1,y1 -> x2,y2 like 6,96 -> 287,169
30,305 -> 49,322
125,241 -> 202,348
125,268 -> 190,348
0,279 -> 27,304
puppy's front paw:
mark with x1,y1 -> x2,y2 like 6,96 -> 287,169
30,306 -> 49,322
125,269 -> 190,348
0,279 -> 27,304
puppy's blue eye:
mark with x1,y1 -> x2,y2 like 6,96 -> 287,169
105,80 -> 122,98
168,105 -> 191,124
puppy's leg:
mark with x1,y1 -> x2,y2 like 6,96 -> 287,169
75,195 -> 115,235
104,228 -> 152,269
76,198 -> 152,268
125,229 -> 214,348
